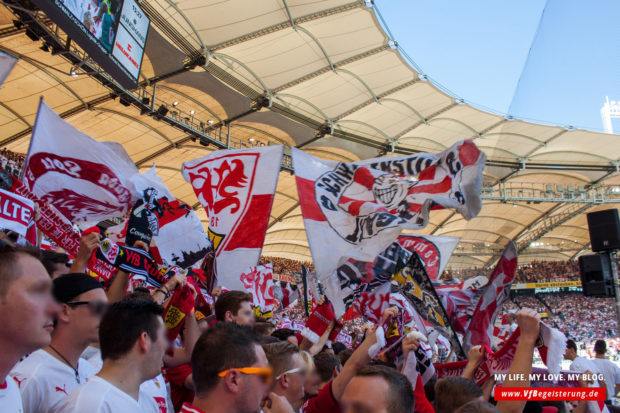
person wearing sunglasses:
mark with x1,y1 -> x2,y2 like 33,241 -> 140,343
11,273 -> 107,413
182,322 -> 293,413
56,299 -> 167,412
263,341 -> 307,411
0,245 -> 60,413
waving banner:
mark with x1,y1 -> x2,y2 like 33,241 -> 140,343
130,167 -> 210,267
464,241 -> 517,351
182,145 -> 283,291
396,235 -> 459,280
240,263 -> 277,314
394,251 -> 466,358
23,100 -> 138,222
293,141 -> 484,285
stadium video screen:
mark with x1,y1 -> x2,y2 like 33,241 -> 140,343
32,0 -> 149,89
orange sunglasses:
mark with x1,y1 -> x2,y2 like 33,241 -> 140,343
217,367 -> 273,384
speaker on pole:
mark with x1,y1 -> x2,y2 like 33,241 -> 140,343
578,253 -> 614,297
586,209 -> 620,252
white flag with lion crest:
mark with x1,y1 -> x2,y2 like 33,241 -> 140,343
292,140 -> 485,285
182,146 -> 283,291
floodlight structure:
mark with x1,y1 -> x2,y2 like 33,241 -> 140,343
601,96 -> 620,134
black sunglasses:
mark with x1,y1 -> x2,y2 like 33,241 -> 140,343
66,301 -> 109,315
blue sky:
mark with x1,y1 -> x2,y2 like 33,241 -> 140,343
375,0 -> 620,132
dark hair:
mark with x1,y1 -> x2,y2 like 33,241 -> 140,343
99,300 -> 164,361
356,365 -> 414,413
191,322 -> 261,395
332,342 -> 346,355
566,339 -> 577,351
260,335 -> 280,345
41,250 -> 69,276
456,400 -> 500,413
253,322 -> 275,336
214,290 -> 252,321
423,375 -> 437,403
594,339 -> 606,355
0,245 -> 42,297
125,287 -> 153,302
338,348 -> 353,366
263,341 -> 299,377
313,352 -> 341,383
271,328 -> 297,342
434,377 -> 482,413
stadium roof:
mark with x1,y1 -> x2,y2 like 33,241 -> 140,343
1,0 -> 619,269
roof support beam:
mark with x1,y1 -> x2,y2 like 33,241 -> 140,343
268,202 -> 300,229
209,1 -> 365,51
393,102 -> 457,140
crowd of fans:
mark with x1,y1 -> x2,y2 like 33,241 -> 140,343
0,148 -> 25,177
444,260 -> 581,284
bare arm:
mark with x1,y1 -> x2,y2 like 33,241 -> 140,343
330,326 -> 379,401
106,269 -> 130,303
461,345 -> 484,380
497,308 -> 541,413
69,232 -> 100,274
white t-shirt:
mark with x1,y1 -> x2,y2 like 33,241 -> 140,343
569,357 -> 608,413
10,349 -> 96,413
592,358 -> 620,400
54,376 -> 160,413
140,374 -> 174,413
0,375 -> 24,413
80,346 -> 103,374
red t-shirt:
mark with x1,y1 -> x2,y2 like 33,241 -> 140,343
413,375 -> 434,413
164,363 -> 194,412
180,402 -> 205,413
302,380 -> 341,413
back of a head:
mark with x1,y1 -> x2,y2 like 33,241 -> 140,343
594,339 -> 606,355
215,290 -> 252,321
99,300 -> 164,361
41,250 -> 69,277
254,321 -> 275,336
332,342 -> 346,355
314,352 -> 342,383
434,376 -> 483,413
262,340 -> 299,377
566,339 -> 577,352
0,245 -> 41,298
191,322 -> 261,396
271,328 -> 296,342
356,365 -> 414,413
456,400 -> 500,413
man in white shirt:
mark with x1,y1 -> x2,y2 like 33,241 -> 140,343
592,339 -> 620,406
565,339 -> 608,413
56,299 -> 168,412
0,246 -> 60,413
11,273 -> 108,412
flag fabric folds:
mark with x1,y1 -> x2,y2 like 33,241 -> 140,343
23,100 -> 138,222
292,140 -> 485,288
464,241 -> 517,351
182,145 -> 283,291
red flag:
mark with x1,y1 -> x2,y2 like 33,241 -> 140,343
464,241 -> 517,351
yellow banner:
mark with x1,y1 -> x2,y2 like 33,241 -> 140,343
511,281 -> 581,290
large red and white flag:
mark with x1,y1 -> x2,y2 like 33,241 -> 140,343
182,145 -> 283,290
23,100 -> 138,222
292,141 -> 485,283
464,241 -> 517,351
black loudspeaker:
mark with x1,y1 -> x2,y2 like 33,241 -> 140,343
578,253 -> 614,297
587,209 -> 620,252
